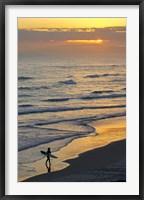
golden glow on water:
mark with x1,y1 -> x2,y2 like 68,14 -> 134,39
54,116 -> 126,160
18,18 -> 126,30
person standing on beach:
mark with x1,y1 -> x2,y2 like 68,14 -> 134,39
46,147 -> 51,166
40,147 -> 52,172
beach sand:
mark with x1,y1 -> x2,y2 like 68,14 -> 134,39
25,139 -> 126,182
22,116 -> 126,182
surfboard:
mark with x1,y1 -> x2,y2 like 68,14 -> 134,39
40,151 -> 57,158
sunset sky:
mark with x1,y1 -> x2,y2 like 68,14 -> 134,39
18,18 -> 126,60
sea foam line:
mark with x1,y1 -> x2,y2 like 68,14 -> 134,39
18,112 -> 126,154
19,104 -> 126,115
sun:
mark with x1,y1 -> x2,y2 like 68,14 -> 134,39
66,39 -> 104,44
96,39 -> 103,44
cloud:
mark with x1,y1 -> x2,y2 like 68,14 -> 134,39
18,27 -> 126,57
21,28 -> 96,32
18,27 -> 126,42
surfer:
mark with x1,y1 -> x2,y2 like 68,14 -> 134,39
46,147 -> 51,166
40,148 -> 57,172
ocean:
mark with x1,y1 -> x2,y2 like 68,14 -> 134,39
18,56 -> 126,176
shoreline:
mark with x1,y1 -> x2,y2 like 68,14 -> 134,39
24,139 -> 126,182
20,116 -> 126,182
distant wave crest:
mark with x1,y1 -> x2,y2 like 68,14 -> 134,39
19,104 -> 33,108
42,98 -> 69,102
85,73 -> 121,78
18,86 -> 49,90
81,93 -> 126,100
59,79 -> 77,85
18,94 -> 32,98
92,90 -> 114,94
18,76 -> 33,81
18,104 -> 126,115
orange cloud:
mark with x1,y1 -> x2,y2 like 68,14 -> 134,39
20,28 -> 96,32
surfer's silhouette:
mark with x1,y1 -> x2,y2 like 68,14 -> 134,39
40,147 -> 57,173
45,147 -> 51,172
46,147 -> 51,165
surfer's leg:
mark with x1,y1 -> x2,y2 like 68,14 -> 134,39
48,157 -> 51,165
45,157 -> 48,166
